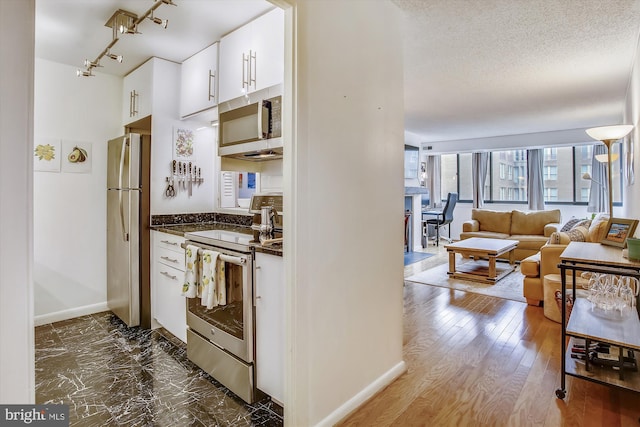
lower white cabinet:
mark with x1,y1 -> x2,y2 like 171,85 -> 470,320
254,252 -> 284,404
152,231 -> 187,343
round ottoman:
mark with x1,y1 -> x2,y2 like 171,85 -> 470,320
543,274 -> 588,323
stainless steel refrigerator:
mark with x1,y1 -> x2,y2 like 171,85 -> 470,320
107,133 -> 151,327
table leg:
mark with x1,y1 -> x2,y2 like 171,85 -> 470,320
488,256 -> 496,280
448,251 -> 456,274
509,249 -> 515,265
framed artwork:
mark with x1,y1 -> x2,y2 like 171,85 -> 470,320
173,126 -> 195,161
34,138 -> 61,172
61,140 -> 92,173
601,217 -> 639,248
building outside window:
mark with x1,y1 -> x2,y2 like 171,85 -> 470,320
544,187 -> 558,201
544,165 -> 558,180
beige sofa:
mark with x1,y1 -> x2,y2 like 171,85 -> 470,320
520,214 -> 610,306
460,208 -> 562,261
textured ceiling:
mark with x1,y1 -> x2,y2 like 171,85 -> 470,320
393,0 -> 640,143
35,1 -> 640,145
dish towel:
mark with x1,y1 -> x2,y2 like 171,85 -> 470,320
200,250 -> 220,309
181,245 -> 199,298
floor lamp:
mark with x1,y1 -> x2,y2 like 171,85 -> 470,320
585,125 -> 634,216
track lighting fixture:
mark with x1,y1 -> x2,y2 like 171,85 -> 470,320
75,0 -> 175,77
106,52 -> 124,63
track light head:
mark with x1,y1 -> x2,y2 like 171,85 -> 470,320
83,59 -> 102,68
106,52 -> 123,63
76,69 -> 94,77
157,0 -> 177,6
148,15 -> 168,28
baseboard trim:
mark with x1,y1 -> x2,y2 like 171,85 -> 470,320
315,360 -> 407,427
34,302 -> 109,326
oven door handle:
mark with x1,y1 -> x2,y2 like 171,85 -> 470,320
181,243 -> 247,265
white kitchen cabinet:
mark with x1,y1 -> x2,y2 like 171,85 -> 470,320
254,252 -> 284,404
151,231 -> 187,343
122,57 -> 180,126
218,8 -> 284,103
180,43 -> 218,118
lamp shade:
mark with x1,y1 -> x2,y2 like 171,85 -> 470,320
586,125 -> 634,142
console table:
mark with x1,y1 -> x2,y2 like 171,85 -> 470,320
555,242 -> 640,410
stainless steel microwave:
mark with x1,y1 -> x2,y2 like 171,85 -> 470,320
218,85 -> 282,161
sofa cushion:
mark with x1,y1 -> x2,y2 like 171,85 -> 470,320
560,218 -> 582,232
472,209 -> 512,234
460,231 -> 511,240
511,209 -> 561,236
587,213 -> 610,242
509,234 -> 549,250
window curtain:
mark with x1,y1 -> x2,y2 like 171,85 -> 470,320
472,152 -> 489,208
426,155 -> 441,207
588,144 -> 608,213
527,149 -> 544,210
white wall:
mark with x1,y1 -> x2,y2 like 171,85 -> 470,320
0,0 -> 35,403
285,1 -> 406,425
33,59 -> 122,324
623,31 -> 640,229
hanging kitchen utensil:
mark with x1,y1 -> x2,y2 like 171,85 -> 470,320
188,162 -> 193,196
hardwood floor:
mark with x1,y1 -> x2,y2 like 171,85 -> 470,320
339,246 -> 640,426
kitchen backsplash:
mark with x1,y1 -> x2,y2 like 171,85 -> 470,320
151,212 -> 252,227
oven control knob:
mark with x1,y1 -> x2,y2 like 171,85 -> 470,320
210,329 -> 215,336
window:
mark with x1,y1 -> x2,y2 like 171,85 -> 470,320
491,150 -> 527,202
544,187 -> 558,201
440,154 -> 458,203
440,144 -> 623,206
544,147 -> 557,160
544,166 -> 558,180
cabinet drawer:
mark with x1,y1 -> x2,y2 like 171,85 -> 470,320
157,246 -> 185,271
157,233 -> 185,253
155,262 -> 187,343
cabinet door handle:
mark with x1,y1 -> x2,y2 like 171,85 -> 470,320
160,271 -> 177,280
249,50 -> 256,88
208,69 -> 215,101
129,91 -> 134,117
161,256 -> 179,264
160,240 -> 178,246
131,90 -> 138,116
242,53 -> 249,91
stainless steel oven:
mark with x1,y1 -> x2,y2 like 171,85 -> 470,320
182,229 -> 256,403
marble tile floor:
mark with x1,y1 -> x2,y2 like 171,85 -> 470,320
35,311 -> 283,426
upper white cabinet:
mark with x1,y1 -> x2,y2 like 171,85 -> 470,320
219,8 -> 284,103
180,43 -> 218,118
122,57 -> 180,126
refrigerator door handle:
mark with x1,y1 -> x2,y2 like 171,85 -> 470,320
118,137 -> 130,242
119,191 -> 128,242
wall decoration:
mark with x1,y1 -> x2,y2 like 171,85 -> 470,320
600,217 -> 638,248
625,136 -> 634,186
61,140 -> 92,173
173,126 -> 195,161
34,138 -> 61,172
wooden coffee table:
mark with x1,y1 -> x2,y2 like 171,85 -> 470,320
444,237 -> 519,284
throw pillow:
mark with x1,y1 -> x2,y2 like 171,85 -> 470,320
588,214 -> 610,243
560,218 -> 581,232
566,225 -> 589,242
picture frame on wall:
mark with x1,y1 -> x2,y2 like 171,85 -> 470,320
34,138 -> 61,172
601,217 -> 639,248
173,126 -> 196,161
61,140 -> 92,173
